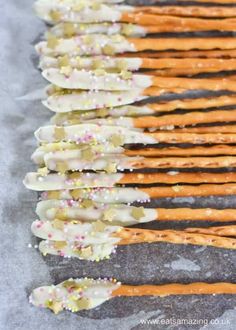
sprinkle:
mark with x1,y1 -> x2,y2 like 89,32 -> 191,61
49,10 -> 61,22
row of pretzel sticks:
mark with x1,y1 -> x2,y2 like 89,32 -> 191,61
35,199 -> 236,224
31,220 -> 236,256
42,68 -> 236,94
36,36 -> 236,58
35,1 -> 236,31
35,124 -> 236,145
30,278 -> 236,314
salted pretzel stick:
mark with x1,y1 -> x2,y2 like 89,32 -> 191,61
122,50 -> 236,59
30,278 -> 236,314
171,126 -> 236,134
85,109 -> 236,129
35,124 -> 236,145
36,199 -> 236,224
43,68 -> 236,93
25,169 -> 236,190
121,13 -> 236,32
125,145 -> 236,157
136,6 -> 236,18
185,225 -> 236,238
36,36 -> 236,58
150,67 -> 236,77
38,183 -> 236,203
116,228 -> 236,250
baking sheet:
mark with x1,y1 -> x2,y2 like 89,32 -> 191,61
1,0 -> 236,329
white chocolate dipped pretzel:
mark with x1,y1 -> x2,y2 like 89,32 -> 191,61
39,54 -> 236,73
36,199 -> 236,226
42,67 -> 236,93
34,124 -> 236,145
32,220 -> 236,261
35,35 -> 236,58
30,278 -> 236,314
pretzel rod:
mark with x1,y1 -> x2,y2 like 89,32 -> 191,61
185,225 -> 236,237
24,169 -> 236,191
36,199 -> 236,225
136,6 -> 236,18
112,282 -> 236,298
149,67 -> 236,77
39,182 -> 236,202
50,96 -> 236,124
43,150 -> 236,172
30,278 -> 236,314
125,145 -> 236,157
32,221 -> 236,255
84,109 -> 236,129
116,227 -> 236,250
121,13 -> 236,32
36,36 -> 236,58
43,68 -> 236,93
32,143 -> 236,166
35,124 -> 236,145
122,50 -> 236,59
171,126 -> 236,134
44,87 -> 186,112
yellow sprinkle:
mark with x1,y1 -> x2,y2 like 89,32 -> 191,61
49,10 -> 61,22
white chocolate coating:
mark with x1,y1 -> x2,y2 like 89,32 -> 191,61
42,68 -> 152,90
49,23 -> 146,38
31,220 -> 121,244
30,278 -> 120,313
43,88 -> 146,112
35,35 -> 136,57
42,187 -> 150,203
32,143 -> 124,165
39,240 -> 116,261
35,1 -> 130,24
44,149 -> 142,171
39,55 -> 142,71
23,172 -> 124,190
36,199 -> 158,225
35,124 -> 157,144
51,105 -> 155,124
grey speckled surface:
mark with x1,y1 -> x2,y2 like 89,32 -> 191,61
1,1 -> 236,329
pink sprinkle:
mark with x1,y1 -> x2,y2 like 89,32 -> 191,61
48,233 -> 52,239
59,251 -> 65,257
67,199 -> 74,207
